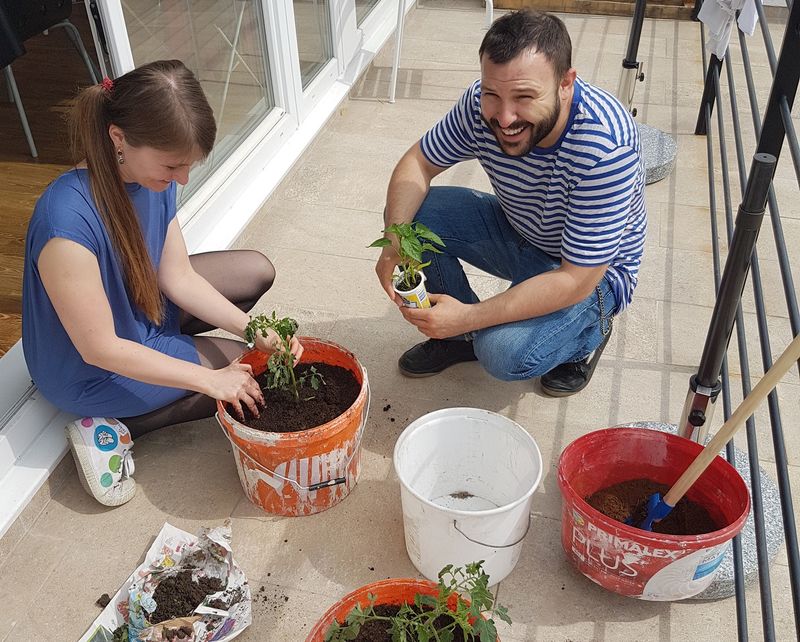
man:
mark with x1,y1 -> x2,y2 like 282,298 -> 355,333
374,9 -> 646,396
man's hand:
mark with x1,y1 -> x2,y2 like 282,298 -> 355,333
400,293 -> 473,338
375,245 -> 401,305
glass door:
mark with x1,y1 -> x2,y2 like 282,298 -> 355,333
293,0 -> 334,89
118,0 -> 275,202
355,0 -> 380,24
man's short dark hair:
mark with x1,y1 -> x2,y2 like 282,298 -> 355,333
479,10 -> 572,80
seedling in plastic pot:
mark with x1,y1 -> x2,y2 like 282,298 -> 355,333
369,221 -> 445,308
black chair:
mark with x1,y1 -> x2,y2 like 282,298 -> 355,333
0,0 -> 100,158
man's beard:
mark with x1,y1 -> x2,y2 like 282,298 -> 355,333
484,93 -> 561,157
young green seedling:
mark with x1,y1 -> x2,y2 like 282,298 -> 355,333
369,222 -> 445,291
324,561 -> 511,642
244,312 -> 324,401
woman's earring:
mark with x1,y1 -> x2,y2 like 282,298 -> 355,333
117,148 -> 125,165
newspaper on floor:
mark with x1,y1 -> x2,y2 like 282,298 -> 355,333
78,520 -> 251,642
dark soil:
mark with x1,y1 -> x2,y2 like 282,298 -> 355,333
149,570 -> 224,624
95,593 -> 111,608
254,584 -> 290,613
339,604 -> 471,642
163,626 -> 194,641
236,363 -> 360,433
586,478 -> 720,535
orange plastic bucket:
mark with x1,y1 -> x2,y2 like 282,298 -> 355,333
216,337 -> 369,516
304,578 -> 499,641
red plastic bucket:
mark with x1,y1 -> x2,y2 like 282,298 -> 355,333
216,338 -> 369,516
557,427 -> 750,600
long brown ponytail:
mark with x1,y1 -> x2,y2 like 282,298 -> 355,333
69,60 -> 216,324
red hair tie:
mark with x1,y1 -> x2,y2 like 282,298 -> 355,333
101,77 -> 114,92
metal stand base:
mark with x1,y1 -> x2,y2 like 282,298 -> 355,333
620,421 -> 784,600
638,123 -> 678,184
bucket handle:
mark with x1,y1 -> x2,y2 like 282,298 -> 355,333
452,514 -> 531,549
215,367 -> 371,493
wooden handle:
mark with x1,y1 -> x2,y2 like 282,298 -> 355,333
663,333 -> 800,507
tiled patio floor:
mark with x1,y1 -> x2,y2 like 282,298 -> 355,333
1,3 -> 797,641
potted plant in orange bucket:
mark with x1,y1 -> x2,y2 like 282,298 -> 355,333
369,222 -> 445,309
215,312 -> 370,517
306,562 -> 510,642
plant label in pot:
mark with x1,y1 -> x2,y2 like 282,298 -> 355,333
393,270 -> 430,308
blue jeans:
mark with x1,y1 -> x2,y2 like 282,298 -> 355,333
414,186 -> 616,381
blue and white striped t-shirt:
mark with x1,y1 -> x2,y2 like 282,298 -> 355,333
420,77 -> 647,312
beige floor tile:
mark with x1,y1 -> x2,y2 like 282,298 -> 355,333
236,583 -> 334,642
705,377 -> 800,467
374,34 -> 481,70
25,443 -> 243,546
229,458 -> 419,599
739,257 -> 799,319
754,214 -> 800,265
644,200 -> 663,250
345,85 -> 462,123
661,205 -> 727,253
358,61 -> 482,92
635,245 -> 718,308
237,199 -> 385,261
326,314 -> 538,417
351,75 -> 476,108
270,131 -> 408,214
0,532 -> 66,640
264,249 -> 390,318
0,512 -> 26,574
0,453 -> 74,570
608,296 -> 660,363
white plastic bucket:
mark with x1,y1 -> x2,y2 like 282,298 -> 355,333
393,407 -> 543,586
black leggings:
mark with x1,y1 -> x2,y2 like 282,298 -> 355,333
120,249 -> 275,438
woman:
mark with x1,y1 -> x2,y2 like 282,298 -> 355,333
22,60 -> 300,506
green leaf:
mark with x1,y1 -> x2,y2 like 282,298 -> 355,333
475,618 -> 498,642
416,226 -> 445,247
399,236 -> 423,263
420,242 -> 443,254
495,604 -> 512,625
369,238 -> 392,248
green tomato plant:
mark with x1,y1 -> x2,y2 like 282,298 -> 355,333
324,562 -> 511,642
369,222 -> 445,291
244,312 -> 324,402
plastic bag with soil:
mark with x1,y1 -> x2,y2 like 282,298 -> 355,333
78,521 -> 251,642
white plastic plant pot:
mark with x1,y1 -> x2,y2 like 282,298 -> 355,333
393,270 -> 430,308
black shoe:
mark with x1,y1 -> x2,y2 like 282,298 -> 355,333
398,339 -> 478,378
540,329 -> 612,397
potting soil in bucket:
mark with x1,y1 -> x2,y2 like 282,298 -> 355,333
557,427 -> 750,601
216,338 -> 369,517
393,408 -> 543,586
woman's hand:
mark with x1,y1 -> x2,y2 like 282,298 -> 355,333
206,362 -> 265,419
252,328 -> 304,364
